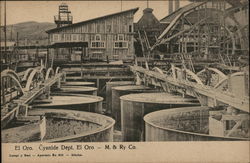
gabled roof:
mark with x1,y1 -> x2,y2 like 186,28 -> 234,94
47,7 -> 139,33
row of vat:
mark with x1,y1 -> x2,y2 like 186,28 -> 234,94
2,81 -> 248,143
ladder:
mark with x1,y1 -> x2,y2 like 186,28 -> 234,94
138,30 -> 151,60
181,53 -> 195,72
188,56 -> 195,72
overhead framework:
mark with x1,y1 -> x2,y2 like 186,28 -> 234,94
152,0 -> 249,68
54,3 -> 73,28
130,65 -> 249,113
1,66 -> 65,128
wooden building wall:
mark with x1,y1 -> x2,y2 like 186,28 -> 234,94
49,11 -> 135,61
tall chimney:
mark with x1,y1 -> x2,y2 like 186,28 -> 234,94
175,0 -> 180,11
168,0 -> 173,15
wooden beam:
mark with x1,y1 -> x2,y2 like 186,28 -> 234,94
130,65 -> 249,112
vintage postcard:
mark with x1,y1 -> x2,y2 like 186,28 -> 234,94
1,0 -> 249,162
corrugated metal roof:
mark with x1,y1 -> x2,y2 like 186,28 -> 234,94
47,7 -> 139,34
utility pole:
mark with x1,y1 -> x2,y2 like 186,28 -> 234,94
10,25 -> 13,41
16,32 -> 19,47
15,32 -> 19,71
4,0 -> 8,68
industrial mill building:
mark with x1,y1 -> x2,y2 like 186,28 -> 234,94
46,4 -> 139,62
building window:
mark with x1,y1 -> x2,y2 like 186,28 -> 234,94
95,34 -> 101,41
79,34 -> 83,41
114,41 -> 128,49
66,34 -> 71,41
129,25 -> 132,33
53,34 -> 59,42
72,34 -> 78,41
91,34 -> 104,48
61,34 -> 64,41
118,34 -> 124,41
91,41 -> 105,48
114,34 -> 127,48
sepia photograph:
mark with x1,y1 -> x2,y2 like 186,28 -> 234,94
1,0 -> 249,162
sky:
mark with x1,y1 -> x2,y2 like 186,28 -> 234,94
1,0 -> 190,25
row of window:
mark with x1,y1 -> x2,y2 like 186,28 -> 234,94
90,41 -> 128,49
52,34 -> 127,42
67,24 -> 133,33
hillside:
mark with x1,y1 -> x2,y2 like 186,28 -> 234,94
1,21 -> 56,45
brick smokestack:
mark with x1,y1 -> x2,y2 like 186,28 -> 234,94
168,0 -> 173,15
175,0 -> 180,11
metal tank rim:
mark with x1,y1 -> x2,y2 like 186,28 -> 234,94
112,85 -> 153,91
61,81 -> 95,86
29,109 -> 115,143
32,95 -> 103,107
120,93 -> 199,104
106,81 -> 134,85
57,86 -> 98,91
143,106 -> 249,141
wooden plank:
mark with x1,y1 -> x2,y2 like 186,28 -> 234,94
222,114 -> 249,121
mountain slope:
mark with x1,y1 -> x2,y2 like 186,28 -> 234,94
1,21 -> 56,44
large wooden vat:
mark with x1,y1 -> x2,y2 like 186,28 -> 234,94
144,106 -> 249,141
120,93 -> 200,141
2,109 -> 115,142
111,85 -> 157,130
105,81 -> 134,114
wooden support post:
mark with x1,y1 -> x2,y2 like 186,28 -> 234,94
96,78 -> 100,94
81,47 -> 84,78
171,64 -> 177,80
57,78 -> 61,88
145,61 -> 149,70
243,70 -> 249,97
95,101 -> 103,114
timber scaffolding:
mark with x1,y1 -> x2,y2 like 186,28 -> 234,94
129,63 -> 249,139
130,64 -> 249,113
1,66 -> 66,128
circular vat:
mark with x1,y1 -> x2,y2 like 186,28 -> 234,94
120,92 -> 200,141
2,109 -> 115,142
144,106 -> 249,141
